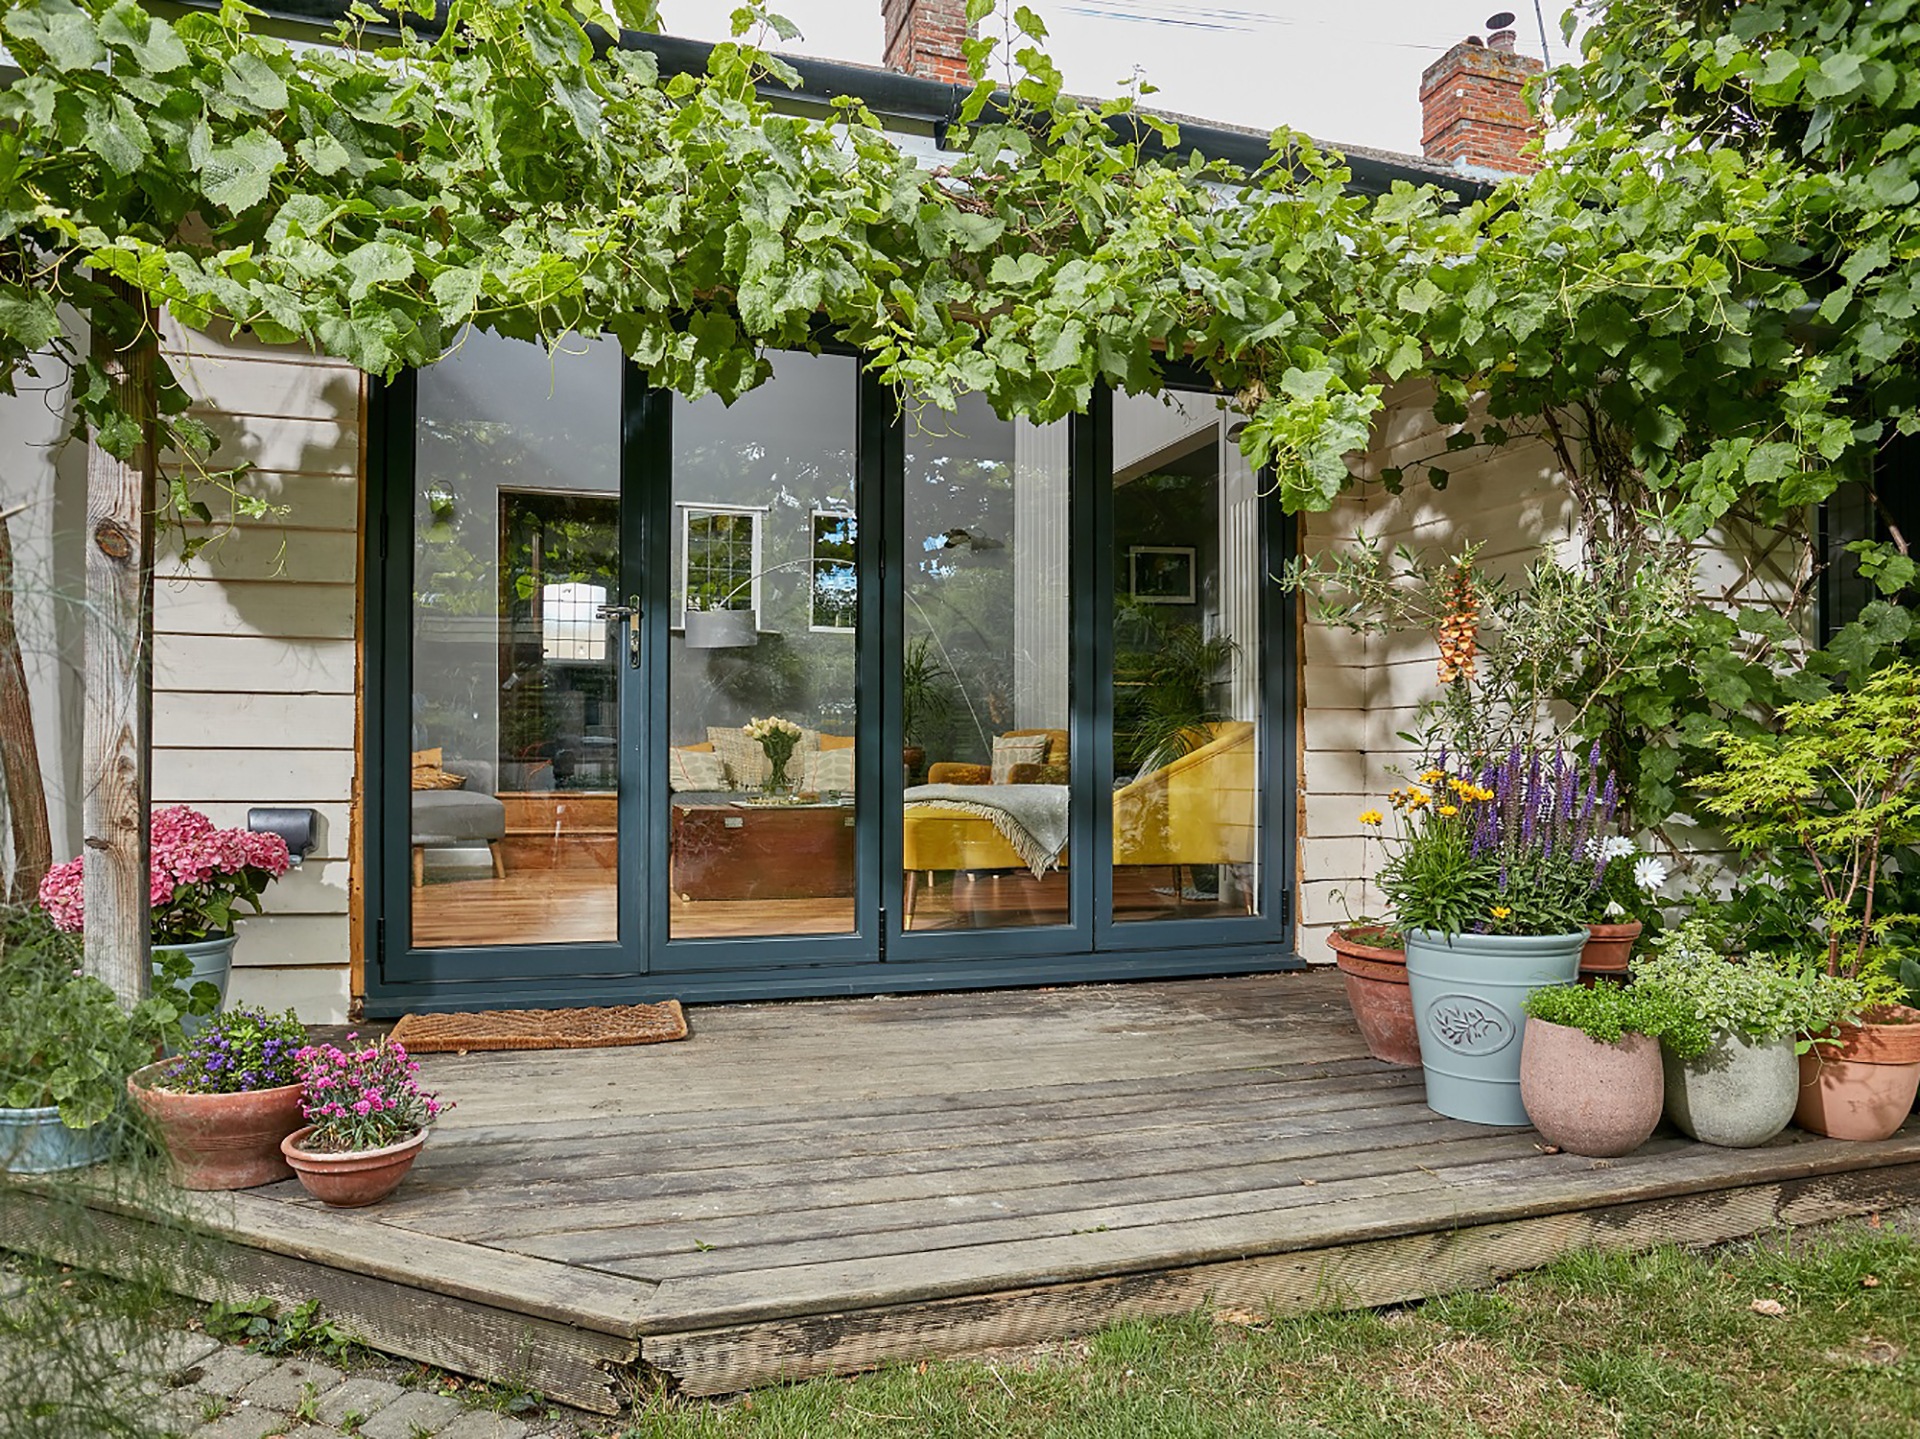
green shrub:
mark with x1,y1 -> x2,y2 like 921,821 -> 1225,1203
1523,980 -> 1688,1046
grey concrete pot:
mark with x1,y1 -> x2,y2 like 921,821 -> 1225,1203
1404,928 -> 1588,1126
1662,1030 -> 1798,1148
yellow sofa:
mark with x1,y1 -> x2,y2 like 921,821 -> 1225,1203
901,720 -> 1257,924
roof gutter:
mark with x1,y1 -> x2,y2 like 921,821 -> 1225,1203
189,0 -> 1488,201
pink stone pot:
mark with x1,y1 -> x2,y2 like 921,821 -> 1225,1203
1518,1017 -> 1664,1157
1795,1005 -> 1920,1142
280,1126 -> 427,1207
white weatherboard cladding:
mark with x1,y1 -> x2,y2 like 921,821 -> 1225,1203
149,319 -> 364,1021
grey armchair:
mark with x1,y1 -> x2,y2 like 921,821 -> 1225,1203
410,758 -> 508,888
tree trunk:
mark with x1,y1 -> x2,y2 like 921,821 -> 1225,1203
83,287 -> 157,1005
0,505 -> 54,904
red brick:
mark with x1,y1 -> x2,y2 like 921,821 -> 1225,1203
1419,36 -> 1543,175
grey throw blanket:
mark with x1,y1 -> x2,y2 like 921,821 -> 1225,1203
903,783 -> 1071,879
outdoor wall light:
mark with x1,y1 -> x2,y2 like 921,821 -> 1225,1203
247,807 -> 318,866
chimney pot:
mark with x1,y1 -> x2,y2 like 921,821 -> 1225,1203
1488,28 -> 1517,51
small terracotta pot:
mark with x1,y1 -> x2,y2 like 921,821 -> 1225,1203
1327,928 -> 1419,1067
1794,1005 -> 1920,1142
1579,921 -> 1643,976
280,1126 -> 427,1207
1519,1018 -> 1664,1157
127,1062 -> 305,1190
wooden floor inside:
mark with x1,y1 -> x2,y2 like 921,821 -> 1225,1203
32,974 -> 1920,1412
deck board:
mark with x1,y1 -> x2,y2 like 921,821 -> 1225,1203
35,972 -> 1920,1409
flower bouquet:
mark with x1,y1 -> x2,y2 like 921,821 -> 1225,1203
281,1035 -> 448,1206
127,1007 -> 309,1189
744,715 -> 805,794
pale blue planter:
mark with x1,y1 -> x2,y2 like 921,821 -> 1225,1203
152,934 -> 237,1042
1404,928 -> 1588,1126
0,1105 -> 114,1174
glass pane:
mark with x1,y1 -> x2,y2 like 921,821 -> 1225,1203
1110,392 -> 1262,923
410,335 -> 622,948
900,398 -> 1071,931
668,353 -> 859,938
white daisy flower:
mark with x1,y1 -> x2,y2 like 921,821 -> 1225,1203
1633,855 -> 1669,892
1602,836 -> 1636,861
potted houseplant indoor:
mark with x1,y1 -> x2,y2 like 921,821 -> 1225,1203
127,1007 -> 308,1190
1631,921 -> 1863,1148
1368,744 -> 1624,1125
2,906 -> 199,1174
38,806 -> 291,1032
1694,662 -> 1920,1141
1325,915 -> 1418,1067
1519,978 -> 1686,1156
281,1034 -> 448,1207
900,635 -> 955,784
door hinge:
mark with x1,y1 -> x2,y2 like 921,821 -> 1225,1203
375,917 -> 387,979
1279,888 -> 1293,927
877,906 -> 889,961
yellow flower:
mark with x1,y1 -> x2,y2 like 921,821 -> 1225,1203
1438,803 -> 1459,816
1491,905 -> 1512,919
1358,809 -> 1384,826
1420,768 -> 1445,785
1406,788 -> 1430,810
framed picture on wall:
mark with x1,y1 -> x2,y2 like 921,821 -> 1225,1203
1128,546 -> 1195,604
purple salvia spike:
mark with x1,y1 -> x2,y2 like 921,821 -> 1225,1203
1436,746 -> 1448,775
1602,770 -> 1618,824
1588,738 -> 1602,770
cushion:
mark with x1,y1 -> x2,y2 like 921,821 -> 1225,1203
668,747 -> 730,793
410,788 -> 507,844
410,748 -> 466,791
819,733 -> 855,751
990,733 -> 1051,784
802,746 -> 855,794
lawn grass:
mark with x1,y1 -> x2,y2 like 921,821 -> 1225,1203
613,1217 -> 1920,1439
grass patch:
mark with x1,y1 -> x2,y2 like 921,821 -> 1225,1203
608,1217 -> 1920,1439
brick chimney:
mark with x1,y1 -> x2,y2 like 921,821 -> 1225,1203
1419,27 -> 1544,176
882,0 -> 973,84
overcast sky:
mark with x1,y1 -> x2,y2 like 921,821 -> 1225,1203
655,1 -> 1579,156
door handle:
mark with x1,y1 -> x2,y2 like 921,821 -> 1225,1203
597,596 -> 642,669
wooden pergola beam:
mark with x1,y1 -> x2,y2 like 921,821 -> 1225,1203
82,286 -> 157,1005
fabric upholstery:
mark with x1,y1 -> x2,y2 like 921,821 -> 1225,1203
990,734 -> 1051,783
668,747 -> 730,792
410,788 -> 508,845
801,746 -> 855,793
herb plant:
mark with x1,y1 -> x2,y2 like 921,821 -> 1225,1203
1630,921 -> 1875,1059
293,1036 -> 447,1153
154,1007 -> 306,1095
1523,981 -> 1691,1048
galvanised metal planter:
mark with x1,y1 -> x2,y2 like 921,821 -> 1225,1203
0,1105 -> 114,1175
152,934 -> 237,1041
1404,928 -> 1587,1126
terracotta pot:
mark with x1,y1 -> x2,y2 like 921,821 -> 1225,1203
126,1062 -> 305,1190
280,1126 -> 428,1207
1579,920 -> 1643,976
1326,929 -> 1419,1067
1518,1018 -> 1663,1157
1794,1005 -> 1920,1142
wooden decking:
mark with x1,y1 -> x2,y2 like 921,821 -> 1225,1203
26,973 -> 1920,1412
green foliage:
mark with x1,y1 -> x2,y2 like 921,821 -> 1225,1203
204,1296 -> 363,1360
0,905 -> 201,1127
899,634 -> 956,746
1694,662 -> 1920,978
1523,979 -> 1690,1047
1112,618 -> 1238,773
1631,920 -> 1875,1058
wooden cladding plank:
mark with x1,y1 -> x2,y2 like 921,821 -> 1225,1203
163,412 -> 358,477
159,527 -> 359,585
635,1126 -> 1920,1331
154,578 -> 357,643
227,964 -> 352,1023
186,801 -> 353,860
643,1161 -> 1920,1395
167,353 -> 363,422
157,468 -> 363,531
227,913 -> 351,968
154,691 -> 357,748
5,1190 -> 638,1415
152,746 -> 354,804
154,634 -> 356,694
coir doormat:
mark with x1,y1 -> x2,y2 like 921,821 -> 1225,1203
389,1000 -> 689,1053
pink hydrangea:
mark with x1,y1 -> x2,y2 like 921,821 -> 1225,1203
37,805 -> 291,940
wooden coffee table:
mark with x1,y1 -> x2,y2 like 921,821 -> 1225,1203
670,801 -> 857,902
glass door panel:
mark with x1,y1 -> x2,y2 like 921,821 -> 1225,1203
1108,392 -> 1263,924
899,399 -> 1073,932
408,337 -> 625,949
666,353 -> 860,939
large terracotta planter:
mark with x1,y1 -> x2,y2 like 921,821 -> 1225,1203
1663,1030 -> 1798,1148
1794,1005 -> 1920,1142
1579,921 -> 1642,977
1404,929 -> 1587,1125
127,1061 -> 304,1190
281,1126 -> 427,1207
1518,1017 -> 1663,1156
1327,928 -> 1419,1067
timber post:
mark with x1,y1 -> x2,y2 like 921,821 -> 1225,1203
82,284 -> 158,1005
